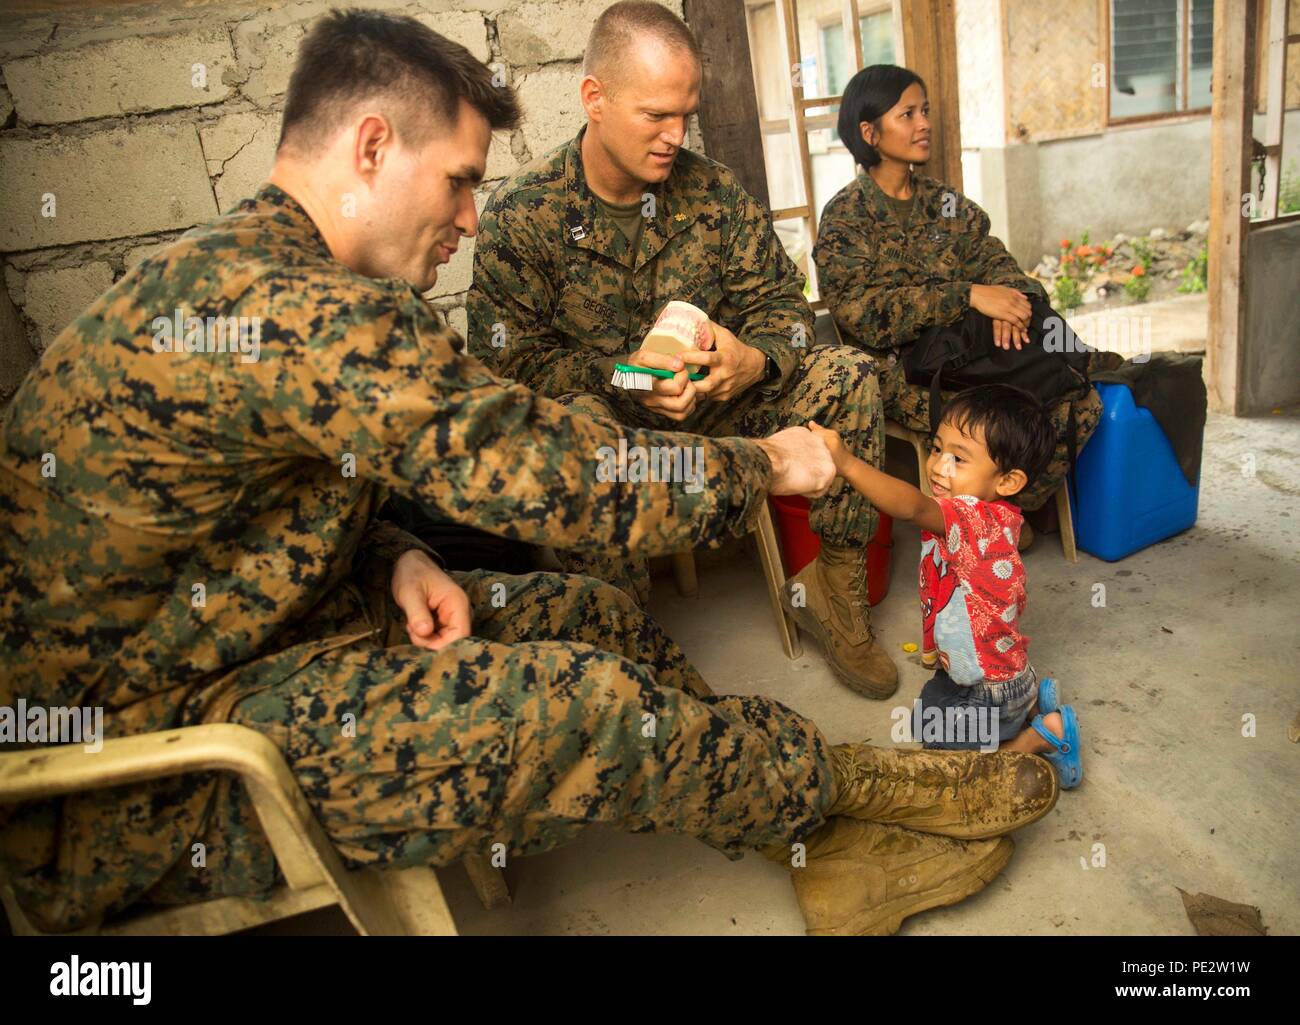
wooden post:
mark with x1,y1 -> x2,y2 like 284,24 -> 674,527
898,0 -> 963,191
683,0 -> 771,206
1256,0 -> 1288,220
1206,0 -> 1257,415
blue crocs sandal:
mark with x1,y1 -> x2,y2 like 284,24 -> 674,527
1031,704 -> 1082,789
1037,676 -> 1060,715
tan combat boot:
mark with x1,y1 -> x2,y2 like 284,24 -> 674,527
786,544 -> 898,698
826,744 -> 1059,839
764,818 -> 1013,936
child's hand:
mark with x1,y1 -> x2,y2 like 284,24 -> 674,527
808,422 -> 850,472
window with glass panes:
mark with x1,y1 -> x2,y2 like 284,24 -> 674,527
820,7 -> 896,97
744,0 -> 904,304
1109,0 -> 1214,121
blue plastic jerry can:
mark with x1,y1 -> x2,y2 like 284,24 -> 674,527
1070,382 -> 1200,561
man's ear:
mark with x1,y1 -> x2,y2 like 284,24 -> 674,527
354,113 -> 394,178
995,469 -> 1028,498
580,75 -> 605,121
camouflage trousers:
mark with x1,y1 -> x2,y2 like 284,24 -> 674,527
145,569 -> 834,903
878,359 -> 1104,511
556,344 -> 883,605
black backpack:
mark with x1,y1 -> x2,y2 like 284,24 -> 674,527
902,297 -> 1093,466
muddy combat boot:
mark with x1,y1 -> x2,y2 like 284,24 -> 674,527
764,818 -> 1013,936
786,544 -> 898,698
826,744 -> 1058,839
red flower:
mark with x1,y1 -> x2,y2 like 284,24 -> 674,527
1060,238 -> 1072,250
1131,264 -> 1146,277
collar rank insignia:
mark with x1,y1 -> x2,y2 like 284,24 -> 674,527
569,224 -> 587,242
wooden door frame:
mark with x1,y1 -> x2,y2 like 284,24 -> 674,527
684,0 -> 771,205
1206,0 -> 1258,415
898,0 -> 963,191
686,0 -> 964,278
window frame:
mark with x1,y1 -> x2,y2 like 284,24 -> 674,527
817,2 -> 894,100
745,0 -> 904,306
1104,0 -> 1215,127
1250,0 -> 1299,226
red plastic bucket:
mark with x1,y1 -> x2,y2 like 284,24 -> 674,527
768,496 -> 893,606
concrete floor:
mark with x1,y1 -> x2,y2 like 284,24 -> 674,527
263,409 -> 1299,936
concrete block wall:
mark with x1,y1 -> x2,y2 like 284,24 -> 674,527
0,0 -> 687,405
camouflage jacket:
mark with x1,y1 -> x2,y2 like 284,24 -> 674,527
813,171 -> 1046,353
466,127 -> 813,400
0,184 -> 772,932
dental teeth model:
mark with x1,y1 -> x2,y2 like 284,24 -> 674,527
641,300 -> 711,356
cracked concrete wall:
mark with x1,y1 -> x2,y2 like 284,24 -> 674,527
0,0 -> 687,402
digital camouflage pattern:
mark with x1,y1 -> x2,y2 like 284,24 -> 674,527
814,171 -> 1105,511
554,344 -> 885,604
0,184 -> 834,931
467,127 -> 813,401
468,129 -> 887,599
148,569 -> 832,906
814,171 -> 1047,353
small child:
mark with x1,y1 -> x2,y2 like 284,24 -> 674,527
810,383 -> 1082,788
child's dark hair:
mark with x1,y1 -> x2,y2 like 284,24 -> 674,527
939,384 -> 1056,489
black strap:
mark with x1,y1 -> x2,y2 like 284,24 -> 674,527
1066,399 -> 1078,477
1065,362 -> 1089,481
928,363 -> 945,438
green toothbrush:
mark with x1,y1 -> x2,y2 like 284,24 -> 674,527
610,362 -> 708,391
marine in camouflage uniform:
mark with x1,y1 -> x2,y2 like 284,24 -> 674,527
813,171 -> 1105,512
0,184 -> 834,931
0,179 -> 1058,937
466,129 -> 885,606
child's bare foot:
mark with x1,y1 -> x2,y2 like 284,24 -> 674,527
1002,712 -> 1062,754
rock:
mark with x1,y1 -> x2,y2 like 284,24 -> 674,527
1186,219 -> 1209,236
1111,232 -> 1128,245
1149,226 -> 1168,240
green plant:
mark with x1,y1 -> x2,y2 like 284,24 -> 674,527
1178,243 -> 1208,294
1280,160 -> 1300,215
1130,236 -> 1157,270
1052,229 -> 1110,311
1123,267 -> 1151,302
1053,273 -> 1083,310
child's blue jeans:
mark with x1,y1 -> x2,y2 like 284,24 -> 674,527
917,665 -> 1039,750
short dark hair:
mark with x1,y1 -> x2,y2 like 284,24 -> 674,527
837,64 -> 926,169
583,1 -> 701,87
939,384 -> 1057,489
278,8 -> 520,154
